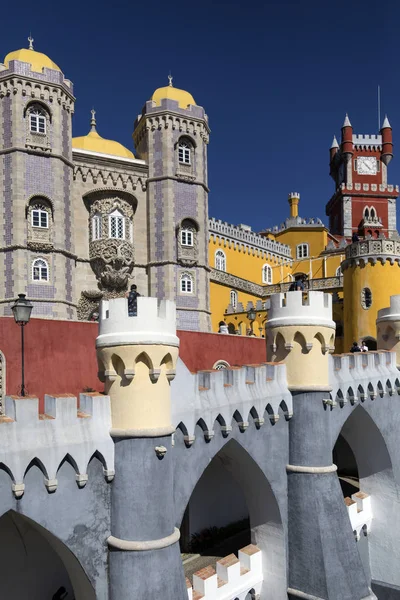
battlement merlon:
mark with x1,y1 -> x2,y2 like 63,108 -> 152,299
96,297 -> 179,349
267,291 -> 335,329
377,294 -> 400,324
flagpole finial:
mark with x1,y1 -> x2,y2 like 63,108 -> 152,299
168,73 -> 173,87
28,35 -> 34,50
90,108 -> 97,131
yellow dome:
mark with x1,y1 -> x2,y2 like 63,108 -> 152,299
4,48 -> 61,73
151,83 -> 196,109
72,113 -> 134,159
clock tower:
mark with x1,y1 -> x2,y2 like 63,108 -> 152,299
326,115 -> 398,238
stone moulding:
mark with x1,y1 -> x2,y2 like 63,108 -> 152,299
0,393 -> 114,498
107,527 -> 180,551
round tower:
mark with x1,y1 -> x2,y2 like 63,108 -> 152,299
381,115 -> 393,166
342,239 -> 400,351
96,296 -> 187,599
341,114 -> 353,162
266,291 -> 336,391
376,294 -> 400,365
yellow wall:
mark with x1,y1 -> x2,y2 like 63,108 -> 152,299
343,262 -> 400,350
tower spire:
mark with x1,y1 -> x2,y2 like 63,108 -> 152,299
28,34 -> 34,50
90,108 -> 97,132
168,73 -> 173,87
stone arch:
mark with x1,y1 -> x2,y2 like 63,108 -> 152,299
332,405 -> 399,586
0,510 -> 95,599
177,438 -> 285,598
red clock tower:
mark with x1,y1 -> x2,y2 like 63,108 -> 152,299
326,115 -> 398,238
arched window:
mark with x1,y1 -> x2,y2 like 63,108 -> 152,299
296,243 -> 309,259
361,287 -> 372,309
28,106 -> 47,134
180,273 -> 194,293
262,264 -> 273,284
180,227 -> 194,247
370,207 -> 376,219
364,207 -> 370,219
31,204 -> 49,228
92,214 -> 102,241
109,209 -> 125,239
230,290 -> 238,309
336,266 -> 342,276
178,141 -> 192,164
215,250 -> 226,271
32,258 -> 49,282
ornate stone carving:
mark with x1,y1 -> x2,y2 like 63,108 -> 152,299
342,239 -> 400,270
90,239 -> 134,291
77,290 -> 103,321
177,220 -> 198,266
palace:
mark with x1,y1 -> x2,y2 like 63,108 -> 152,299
2,40 -> 400,352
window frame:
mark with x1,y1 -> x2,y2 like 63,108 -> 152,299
32,258 -> 49,282
31,206 -> 49,229
92,215 -> 102,241
215,249 -> 227,272
178,141 -> 191,165
29,108 -> 47,135
296,243 -> 309,259
108,209 -> 125,240
262,264 -> 273,284
230,290 -> 238,309
180,228 -> 194,247
180,272 -> 194,294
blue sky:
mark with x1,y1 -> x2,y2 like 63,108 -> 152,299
2,0 -> 397,231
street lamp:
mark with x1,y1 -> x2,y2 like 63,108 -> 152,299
11,294 -> 33,397
247,306 -> 256,336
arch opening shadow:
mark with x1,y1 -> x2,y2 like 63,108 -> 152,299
179,439 -> 285,597
0,510 -> 95,600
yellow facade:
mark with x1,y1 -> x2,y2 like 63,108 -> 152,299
343,261 -> 400,351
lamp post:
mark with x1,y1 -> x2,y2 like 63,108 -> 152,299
247,306 -> 256,336
11,294 -> 33,397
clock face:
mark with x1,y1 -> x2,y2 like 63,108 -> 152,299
357,156 -> 377,175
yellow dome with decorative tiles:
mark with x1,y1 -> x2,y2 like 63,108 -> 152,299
72,111 -> 134,159
4,47 -> 61,73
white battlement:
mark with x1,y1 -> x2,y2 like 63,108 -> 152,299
340,182 -> 399,193
352,134 -> 382,148
0,393 -> 114,497
96,297 -> 179,348
172,360 -> 292,442
267,291 -> 335,329
186,544 -> 263,600
377,295 -> 400,323
330,351 -> 398,405
345,492 -> 372,540
288,192 -> 300,199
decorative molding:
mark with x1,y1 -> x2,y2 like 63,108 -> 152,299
342,239 -> 400,270
286,464 -> 337,474
74,164 -> 147,191
107,527 -> 180,551
210,269 -> 265,297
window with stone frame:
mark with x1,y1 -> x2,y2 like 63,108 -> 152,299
361,287 -> 372,309
32,258 -> 49,282
92,214 -> 102,241
27,198 -> 53,248
230,290 -> 238,310
176,137 -> 195,181
178,141 -> 192,164
180,272 -> 194,294
296,243 -> 309,259
109,209 -> 125,239
215,249 -> 226,272
25,103 -> 51,151
177,219 -> 198,266
262,264 -> 273,284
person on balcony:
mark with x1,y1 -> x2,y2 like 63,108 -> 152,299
126,284 -> 141,317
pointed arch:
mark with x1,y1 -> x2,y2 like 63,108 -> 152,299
24,457 -> 49,480
135,351 -> 153,370
57,453 -> 79,475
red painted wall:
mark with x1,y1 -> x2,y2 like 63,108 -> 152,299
0,317 -> 266,412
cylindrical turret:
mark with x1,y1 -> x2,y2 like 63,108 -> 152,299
342,240 -> 400,351
381,115 -> 393,166
97,297 -> 187,600
341,114 -> 353,162
266,291 -> 336,391
288,192 -> 300,218
377,294 -> 400,366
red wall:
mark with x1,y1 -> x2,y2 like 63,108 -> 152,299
0,317 -> 266,412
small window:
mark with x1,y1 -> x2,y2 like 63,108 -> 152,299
230,290 -> 238,309
180,228 -> 194,247
109,210 -> 125,239
296,243 -> 309,259
361,287 -> 372,309
215,249 -> 226,272
29,107 -> 46,134
178,142 -> 191,164
180,273 -> 193,293
92,215 -> 101,241
32,258 -> 49,282
262,264 -> 273,284
31,206 -> 49,228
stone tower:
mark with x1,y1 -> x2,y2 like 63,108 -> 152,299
0,40 -> 76,318
133,79 -> 211,332
96,296 -> 187,599
267,291 -> 375,600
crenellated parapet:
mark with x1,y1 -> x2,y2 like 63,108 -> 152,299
172,360 -> 292,443
330,350 -> 398,406
0,393 -> 114,498
266,291 -> 336,391
97,297 -> 179,436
